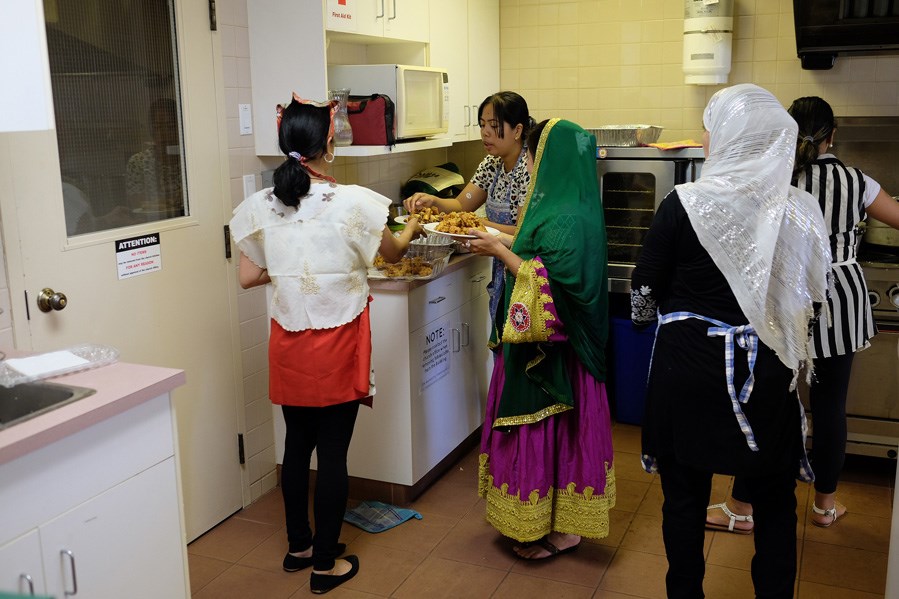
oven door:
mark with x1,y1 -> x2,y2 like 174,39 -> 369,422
597,159 -> 679,293
801,323 -> 899,458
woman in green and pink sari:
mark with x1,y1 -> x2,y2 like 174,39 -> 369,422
466,118 -> 615,559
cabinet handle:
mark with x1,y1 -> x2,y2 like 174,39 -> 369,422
465,105 -> 471,127
470,275 -> 486,283
462,322 -> 470,347
428,296 -> 446,304
388,0 -> 397,20
377,0 -> 384,18
452,328 -> 461,352
62,549 -> 78,596
19,573 -> 34,596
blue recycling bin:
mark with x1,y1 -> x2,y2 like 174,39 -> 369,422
608,317 -> 657,425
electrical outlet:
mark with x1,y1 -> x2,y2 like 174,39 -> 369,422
243,174 -> 256,199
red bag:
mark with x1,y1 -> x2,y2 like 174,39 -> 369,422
346,94 -> 395,146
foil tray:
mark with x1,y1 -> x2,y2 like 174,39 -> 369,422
589,125 -> 664,147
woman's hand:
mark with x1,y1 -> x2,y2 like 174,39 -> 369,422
403,192 -> 437,214
404,215 -> 424,238
467,229 -> 523,276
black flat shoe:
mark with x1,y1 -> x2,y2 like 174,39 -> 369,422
283,543 -> 347,572
310,555 -> 359,594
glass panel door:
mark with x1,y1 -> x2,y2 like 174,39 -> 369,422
45,0 -> 186,236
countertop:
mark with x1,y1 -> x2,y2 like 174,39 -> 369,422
0,360 -> 185,465
368,252 -> 485,292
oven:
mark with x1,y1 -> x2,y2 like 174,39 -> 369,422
597,147 -> 704,294
598,146 -> 704,425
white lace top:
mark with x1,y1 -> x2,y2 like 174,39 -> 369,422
230,183 -> 390,331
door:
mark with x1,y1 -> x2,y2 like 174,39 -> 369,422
0,530 -> 45,596
0,0 -> 243,541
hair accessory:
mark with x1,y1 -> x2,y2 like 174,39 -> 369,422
802,135 -> 815,143
288,151 -> 303,162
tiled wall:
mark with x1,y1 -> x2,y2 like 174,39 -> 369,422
221,0 -> 899,501
499,0 -> 899,141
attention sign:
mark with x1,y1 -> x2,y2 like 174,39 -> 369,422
115,233 -> 162,279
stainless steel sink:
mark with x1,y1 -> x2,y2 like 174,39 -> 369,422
0,381 -> 96,429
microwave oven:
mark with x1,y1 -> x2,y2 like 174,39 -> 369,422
327,64 -> 449,141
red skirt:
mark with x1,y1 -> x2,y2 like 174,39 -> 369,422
269,302 -> 373,407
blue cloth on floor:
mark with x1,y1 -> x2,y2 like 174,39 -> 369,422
343,500 -> 422,533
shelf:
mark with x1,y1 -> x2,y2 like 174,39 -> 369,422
335,137 -> 453,157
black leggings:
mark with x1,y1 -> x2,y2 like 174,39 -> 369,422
281,401 -> 360,571
734,352 -> 855,501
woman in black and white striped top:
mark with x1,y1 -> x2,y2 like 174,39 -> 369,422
707,96 -> 899,534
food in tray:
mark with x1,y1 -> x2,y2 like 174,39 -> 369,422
372,255 -> 434,278
435,211 -> 486,235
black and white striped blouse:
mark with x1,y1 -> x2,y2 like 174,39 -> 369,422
793,155 -> 881,358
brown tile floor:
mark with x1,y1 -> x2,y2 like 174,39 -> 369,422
187,423 -> 895,598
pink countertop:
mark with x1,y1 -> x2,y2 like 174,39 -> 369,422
0,361 -> 185,465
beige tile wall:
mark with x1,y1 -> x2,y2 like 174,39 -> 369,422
499,0 -> 899,141
222,0 -> 899,501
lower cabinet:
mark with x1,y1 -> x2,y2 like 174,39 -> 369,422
350,256 -> 492,488
0,394 -> 189,598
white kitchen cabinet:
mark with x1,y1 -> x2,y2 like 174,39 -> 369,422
429,0 -> 500,142
344,256 -> 492,488
327,0 -> 429,43
0,530 -> 45,596
0,394 -> 189,598
248,0 -> 434,157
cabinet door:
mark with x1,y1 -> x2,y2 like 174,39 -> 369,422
467,0 -> 500,140
40,458 -> 187,599
429,0 -> 469,141
0,530 -> 46,596
348,0 -> 386,37
385,0 -> 430,43
410,306 -> 470,480
463,287 -> 493,411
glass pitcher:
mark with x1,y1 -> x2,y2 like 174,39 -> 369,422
328,88 -> 353,147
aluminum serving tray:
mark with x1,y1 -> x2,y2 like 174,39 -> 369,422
589,125 -> 663,147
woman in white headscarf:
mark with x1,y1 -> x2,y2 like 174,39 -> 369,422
631,84 -> 831,599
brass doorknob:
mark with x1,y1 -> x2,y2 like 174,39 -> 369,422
37,288 -> 67,312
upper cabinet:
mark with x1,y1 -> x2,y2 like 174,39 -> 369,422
248,0 -> 433,157
429,0 -> 499,142
327,0 -> 429,43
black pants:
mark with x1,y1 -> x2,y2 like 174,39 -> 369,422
658,455 -> 797,599
281,401 -> 360,571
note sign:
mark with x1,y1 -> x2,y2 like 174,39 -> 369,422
421,318 -> 451,391
115,233 -> 162,279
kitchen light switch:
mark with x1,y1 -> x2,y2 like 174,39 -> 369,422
239,104 -> 252,135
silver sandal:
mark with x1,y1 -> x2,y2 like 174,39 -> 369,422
706,502 -> 754,534
811,503 -> 844,528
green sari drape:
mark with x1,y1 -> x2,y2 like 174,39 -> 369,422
492,119 -> 609,427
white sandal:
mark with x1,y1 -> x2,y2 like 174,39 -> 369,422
811,503 -> 844,528
705,502 -> 754,534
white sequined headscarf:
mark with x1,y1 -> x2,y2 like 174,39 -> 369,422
676,84 -> 831,375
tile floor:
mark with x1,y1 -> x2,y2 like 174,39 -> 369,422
187,422 -> 895,598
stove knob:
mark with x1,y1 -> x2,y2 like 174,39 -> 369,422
890,286 -> 899,310
869,291 -> 881,308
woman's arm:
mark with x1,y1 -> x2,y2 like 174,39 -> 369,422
378,217 -> 423,263
467,230 -> 523,276
866,188 -> 899,229
238,253 -> 270,289
404,182 -> 489,215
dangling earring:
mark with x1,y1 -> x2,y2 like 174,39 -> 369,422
324,152 -> 335,163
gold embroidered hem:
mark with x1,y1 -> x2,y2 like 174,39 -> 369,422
501,259 -> 554,345
492,401 -> 571,428
477,453 -> 617,542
